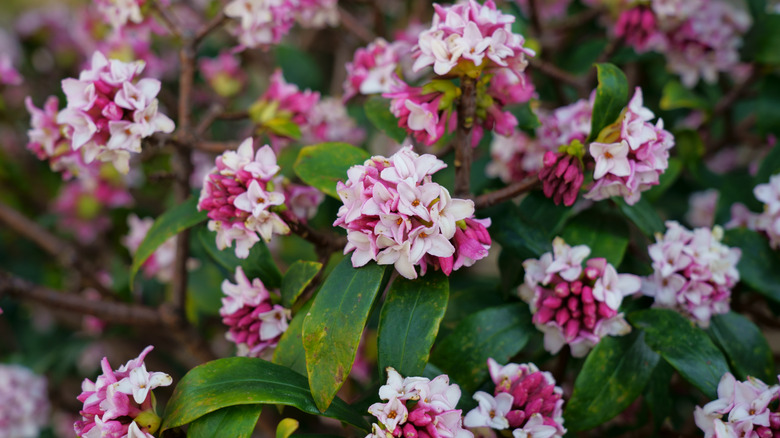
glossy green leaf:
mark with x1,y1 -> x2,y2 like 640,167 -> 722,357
588,63 -> 629,142
615,198 -> 665,236
161,357 -> 369,431
281,261 -> 322,308
364,96 -> 408,143
723,228 -> 780,303
756,145 -> 780,185
708,312 -> 774,381
643,360 -> 675,430
272,299 -> 312,376
565,332 -> 660,431
562,209 -> 629,266
519,190 -> 574,238
294,142 -> 370,199
490,203 -> 552,260
430,303 -> 533,392
746,15 -> 780,65
186,405 -> 262,438
377,272 -> 449,377
265,118 -> 302,140
276,418 -> 299,438
302,258 -> 388,411
130,197 -> 207,289
274,45 -> 324,92
660,81 -> 709,111
629,309 -> 729,398
196,226 -> 282,289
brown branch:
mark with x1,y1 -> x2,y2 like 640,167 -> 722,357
530,58 -> 586,91
150,1 -> 183,38
527,0 -> 543,37
192,140 -> 241,153
0,201 -> 113,297
195,11 -> 228,45
217,110 -> 250,121
454,76 -> 477,198
195,104 -> 225,136
338,6 -> 375,44
473,178 -> 541,210
281,210 -> 347,260
0,271 -> 161,326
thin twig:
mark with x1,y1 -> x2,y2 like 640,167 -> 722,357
454,77 -> 476,198
195,11 -> 228,45
527,0 -> 543,37
192,140 -> 241,153
195,103 -> 225,136
338,6 -> 375,43
473,178 -> 540,210
530,58 -> 586,91
281,210 -> 348,260
0,201 -> 113,297
216,110 -> 250,121
150,1 -> 184,38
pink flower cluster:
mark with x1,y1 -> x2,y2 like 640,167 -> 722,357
412,1 -> 533,77
366,367 -> 473,438
334,146 -> 491,280
728,174 -> 780,249
53,178 -> 134,243
122,214 -> 177,283
0,54 -> 22,86
464,359 -> 565,438
641,221 -> 741,328
220,266 -> 290,359
584,87 -> 674,205
198,138 -> 290,259
95,0 -> 145,32
224,0 -> 338,48
487,95 -> 592,186
0,364 -> 50,438
695,372 -> 780,438
74,346 -> 172,438
613,0 -> 750,87
254,70 -> 362,149
26,96 -> 90,180
55,51 -> 175,174
520,237 -> 641,357
343,38 -> 411,102
687,189 -> 719,228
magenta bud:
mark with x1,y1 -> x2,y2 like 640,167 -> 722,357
554,282 -> 569,297
555,308 -> 570,326
542,296 -> 562,309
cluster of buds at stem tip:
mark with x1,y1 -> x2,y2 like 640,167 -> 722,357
538,140 -> 585,207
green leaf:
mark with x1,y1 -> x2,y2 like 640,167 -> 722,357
643,360 -> 675,430
489,203 -> 552,260
756,145 -> 780,185
272,299 -> 312,376
745,15 -> 780,65
645,158 -> 683,202
161,357 -> 369,432
364,96 -> 408,143
660,81 -> 710,111
430,303 -> 533,392
186,405 -> 262,438
708,312 -> 774,382
723,228 -> 780,303
562,209 -> 630,266
615,198 -> 665,236
274,45 -> 324,92
130,197 -> 207,289
377,272 -> 449,377
675,129 -> 706,169
294,142 -> 371,199
519,190 -> 574,237
628,309 -> 730,398
588,63 -> 629,142
564,332 -> 660,431
264,118 -> 302,140
302,259 -> 388,411
276,418 -> 299,438
196,226 -> 282,289
281,261 -> 322,308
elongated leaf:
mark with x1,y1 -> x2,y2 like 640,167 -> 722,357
187,405 -> 262,438
364,96 -> 407,143
660,80 -> 709,111
303,259 -> 388,411
276,419 -> 299,438
281,261 -> 322,308
272,299 -> 313,376
644,360 -> 675,430
377,272 -> 449,377
723,228 -> 780,303
562,209 -> 629,266
645,158 -> 683,202
490,203 -> 552,260
130,197 -> 207,289
616,198 -> 665,236
628,309 -> 729,398
708,312 -> 774,381
196,226 -> 282,289
294,143 -> 370,199
430,303 -> 533,392
519,190 -> 574,238
588,63 -> 629,142
756,145 -> 780,185
161,357 -> 369,431
564,332 -> 659,431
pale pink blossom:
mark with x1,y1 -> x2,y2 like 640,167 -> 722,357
122,214 -> 177,283
695,373 -> 780,438
0,365 -> 50,438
